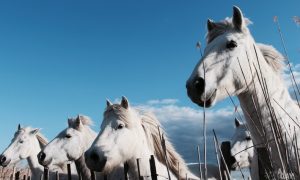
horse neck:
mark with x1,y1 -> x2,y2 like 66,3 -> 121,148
73,126 -> 97,179
126,126 -> 153,179
238,48 -> 300,145
75,155 -> 91,180
126,126 -> 177,180
27,138 -> 44,178
82,126 -> 97,150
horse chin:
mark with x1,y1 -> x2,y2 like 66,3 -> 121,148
40,158 -> 53,168
1,159 -> 11,167
195,89 -> 217,108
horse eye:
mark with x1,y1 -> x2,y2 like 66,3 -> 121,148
226,40 -> 237,49
117,124 -> 124,130
19,140 -> 24,144
245,137 -> 251,141
65,134 -> 72,138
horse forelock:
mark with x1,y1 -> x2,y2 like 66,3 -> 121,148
205,17 -> 285,74
13,127 -> 48,148
78,115 -> 93,126
104,104 -> 132,125
206,17 -> 252,44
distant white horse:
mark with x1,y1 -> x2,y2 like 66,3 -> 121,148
186,6 -> 300,178
0,125 -> 64,180
230,119 -> 254,177
85,96 -> 219,180
38,115 -> 123,180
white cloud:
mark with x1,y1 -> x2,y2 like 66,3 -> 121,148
133,100 -> 238,163
283,63 -> 300,100
146,99 -> 179,105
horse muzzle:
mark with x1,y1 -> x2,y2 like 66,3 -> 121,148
186,77 -> 217,107
37,151 -> 52,167
0,155 -> 11,167
85,150 -> 107,172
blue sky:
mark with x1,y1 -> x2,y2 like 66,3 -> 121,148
0,0 -> 299,164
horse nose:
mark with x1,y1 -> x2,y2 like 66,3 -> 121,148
38,151 -> 46,162
90,151 -> 100,162
0,155 -> 6,165
186,77 -> 205,97
85,150 -> 107,172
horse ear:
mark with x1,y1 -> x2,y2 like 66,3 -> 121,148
68,117 -> 73,127
106,99 -> 113,107
120,96 -> 129,109
18,124 -> 21,130
232,6 -> 244,30
74,115 -> 83,130
235,118 -> 241,127
31,128 -> 40,135
207,19 -> 216,32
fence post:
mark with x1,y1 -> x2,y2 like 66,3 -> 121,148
124,162 -> 129,180
90,170 -> 95,180
55,171 -> 59,180
43,167 -> 49,180
15,171 -> 20,180
11,166 -> 16,180
136,159 -> 142,180
67,164 -> 72,180
149,155 -> 158,180
220,141 -> 234,180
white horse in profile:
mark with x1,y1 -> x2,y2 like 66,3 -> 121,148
230,119 -> 254,178
38,115 -> 123,180
186,5 -> 300,179
0,124 -> 65,180
85,96 -> 220,180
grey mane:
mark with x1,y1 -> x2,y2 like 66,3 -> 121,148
257,43 -> 285,72
35,133 -> 48,148
140,112 -> 190,180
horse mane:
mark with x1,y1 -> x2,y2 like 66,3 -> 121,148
69,115 -> 94,128
205,17 -> 285,73
35,132 -> 48,148
257,43 -> 285,72
140,112 -> 190,179
78,115 -> 93,126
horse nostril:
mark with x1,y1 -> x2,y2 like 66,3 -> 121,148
0,155 -> 6,164
38,152 -> 46,162
194,77 -> 205,93
90,152 -> 100,162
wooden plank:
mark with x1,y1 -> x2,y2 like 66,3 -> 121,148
149,155 -> 158,180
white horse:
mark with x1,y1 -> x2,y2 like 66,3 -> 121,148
0,124 -> 64,180
230,119 -> 254,177
85,96 -> 219,180
186,5 -> 300,179
38,115 -> 123,180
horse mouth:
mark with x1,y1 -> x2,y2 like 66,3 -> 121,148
39,158 -> 52,167
196,89 -> 217,107
0,159 -> 11,167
